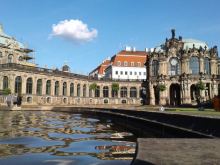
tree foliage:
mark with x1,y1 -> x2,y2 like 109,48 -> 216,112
112,83 -> 119,92
89,83 -> 97,90
158,84 -> 166,91
196,81 -> 205,91
2,88 -> 11,95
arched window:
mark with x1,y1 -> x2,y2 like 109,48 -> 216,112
190,56 -> 199,74
63,82 -> 67,96
83,84 -> 86,97
103,86 -> 109,98
8,54 -> 13,63
15,76 -> 22,94
46,80 -> 51,95
70,83 -> 74,96
3,76 -> 8,89
95,86 -> 100,97
36,79 -> 42,95
18,56 -> 23,61
130,87 -> 137,98
169,58 -> 180,75
190,84 -> 199,101
204,57 -> 211,75
55,81 -> 59,96
120,87 -> 127,98
77,84 -> 80,97
152,60 -> 159,76
26,77 -> 33,94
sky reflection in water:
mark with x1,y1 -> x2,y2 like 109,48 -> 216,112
0,111 -> 136,165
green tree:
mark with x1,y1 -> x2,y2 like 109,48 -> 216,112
112,83 -> 119,96
196,81 -> 205,91
2,88 -> 11,95
158,84 -> 166,92
89,83 -> 97,91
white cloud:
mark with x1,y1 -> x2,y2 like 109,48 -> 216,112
50,19 -> 98,44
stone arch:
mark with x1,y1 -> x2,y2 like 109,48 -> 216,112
83,84 -> 86,97
103,86 -> 109,98
26,77 -> 33,94
130,87 -> 137,98
190,56 -> 199,74
46,80 -> 51,95
15,76 -> 22,94
120,86 -> 127,98
63,82 -> 67,96
36,79 -> 42,95
55,81 -> 59,96
3,76 -> 8,89
70,83 -> 74,96
169,83 -> 181,106
77,83 -> 80,97
190,84 -> 199,102
8,54 -> 13,63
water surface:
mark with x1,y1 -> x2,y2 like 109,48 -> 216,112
0,111 -> 136,165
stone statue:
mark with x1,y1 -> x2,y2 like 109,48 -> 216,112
171,29 -> 175,39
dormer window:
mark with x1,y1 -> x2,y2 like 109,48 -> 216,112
137,62 -> 141,67
124,61 -> 128,66
117,61 -> 121,66
8,54 -> 13,63
131,62 -> 134,67
18,56 -> 23,61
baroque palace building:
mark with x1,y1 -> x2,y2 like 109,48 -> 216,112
145,29 -> 220,106
0,25 -> 143,106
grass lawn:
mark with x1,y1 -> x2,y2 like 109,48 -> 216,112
166,107 -> 220,117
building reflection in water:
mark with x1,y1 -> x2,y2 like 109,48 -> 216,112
0,111 -> 136,164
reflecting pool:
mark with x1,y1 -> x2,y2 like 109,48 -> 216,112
0,111 -> 136,165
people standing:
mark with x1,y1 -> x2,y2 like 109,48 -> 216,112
17,94 -> 22,106
5,94 -> 12,107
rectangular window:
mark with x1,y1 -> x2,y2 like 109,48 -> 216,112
115,71 -> 118,75
144,72 -> 146,75
125,71 -> 127,75
130,71 -> 132,75
139,72 -> 141,75
120,71 -> 123,75
134,72 -> 137,75
131,62 -> 134,67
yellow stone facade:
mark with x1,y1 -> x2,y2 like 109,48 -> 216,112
145,30 -> 220,106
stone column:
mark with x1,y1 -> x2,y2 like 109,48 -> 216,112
150,83 -> 155,105
50,80 -> 55,96
66,81 -> 70,96
42,78 -> 46,95
100,85 -> 103,98
127,86 -> 130,98
199,58 -> 204,73
80,83 -> 83,97
210,60 -> 217,75
74,82 -> 77,97
32,77 -> 37,95
59,80 -> 63,96
9,74 -> 15,93
21,77 -> 26,95
86,83 -> 90,97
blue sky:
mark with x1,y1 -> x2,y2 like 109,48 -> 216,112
1,0 -> 220,74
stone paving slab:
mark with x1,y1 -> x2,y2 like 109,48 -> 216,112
132,138 -> 220,165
